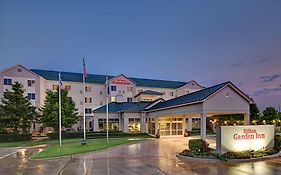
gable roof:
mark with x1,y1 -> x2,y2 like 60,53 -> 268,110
30,69 -> 187,88
134,90 -> 164,97
94,102 -> 152,113
146,81 -> 231,111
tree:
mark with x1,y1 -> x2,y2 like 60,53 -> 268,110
250,103 -> 260,122
0,82 -> 38,133
40,89 -> 78,131
262,107 -> 280,124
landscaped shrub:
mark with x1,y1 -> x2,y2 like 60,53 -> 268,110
188,139 -> 210,153
274,135 -> 281,151
0,133 -> 31,142
47,131 -> 150,139
222,150 -> 252,159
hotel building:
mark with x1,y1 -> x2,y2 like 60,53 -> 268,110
0,64 -> 252,139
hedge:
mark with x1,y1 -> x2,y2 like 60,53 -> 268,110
0,133 -> 31,142
47,131 -> 149,139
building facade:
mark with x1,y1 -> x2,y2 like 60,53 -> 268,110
0,64 -> 209,134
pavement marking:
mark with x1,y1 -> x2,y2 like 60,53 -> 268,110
0,150 -> 18,159
58,155 -> 72,175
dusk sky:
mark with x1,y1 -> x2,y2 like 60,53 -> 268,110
0,0 -> 281,110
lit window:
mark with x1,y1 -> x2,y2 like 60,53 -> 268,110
65,85 -> 71,91
127,97 -> 133,102
111,96 -> 116,102
4,78 -> 12,85
27,93 -> 35,100
85,97 -> 92,103
127,86 -> 132,92
111,86 -> 117,91
27,80 -> 35,87
52,85 -> 59,90
85,86 -> 92,92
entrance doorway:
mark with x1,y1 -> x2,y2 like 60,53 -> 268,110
158,117 -> 183,136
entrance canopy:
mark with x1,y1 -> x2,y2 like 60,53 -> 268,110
145,81 -> 253,139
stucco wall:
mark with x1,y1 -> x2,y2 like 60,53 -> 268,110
203,86 -> 250,114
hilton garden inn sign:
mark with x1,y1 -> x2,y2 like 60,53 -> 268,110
216,125 -> 275,153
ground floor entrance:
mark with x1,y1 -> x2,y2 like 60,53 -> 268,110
158,117 -> 183,136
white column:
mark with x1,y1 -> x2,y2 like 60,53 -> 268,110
154,116 -> 158,135
244,113 -> 250,125
94,117 -> 99,131
200,114 -> 206,140
188,117 -> 193,131
140,113 -> 146,133
123,116 -> 129,133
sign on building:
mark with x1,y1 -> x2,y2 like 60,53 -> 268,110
216,125 -> 275,153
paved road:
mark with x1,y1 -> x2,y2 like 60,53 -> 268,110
1,137 -> 281,175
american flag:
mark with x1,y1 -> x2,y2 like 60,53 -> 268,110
83,58 -> 87,78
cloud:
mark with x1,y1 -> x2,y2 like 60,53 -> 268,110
256,57 -> 271,63
230,62 -> 244,68
254,87 -> 281,96
260,74 -> 281,82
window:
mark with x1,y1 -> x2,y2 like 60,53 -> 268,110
85,97 -> 92,103
111,96 -> 116,102
27,93 -> 35,100
98,118 -> 119,131
65,85 -> 71,91
127,97 -> 133,102
52,85 -> 59,90
85,108 -> 92,114
127,86 -> 132,92
100,101 -> 103,106
169,92 -> 174,96
85,86 -> 92,92
111,85 -> 117,91
122,90 -> 125,94
27,80 -> 35,87
4,78 -> 12,85
100,91 -> 103,95
129,118 -> 141,132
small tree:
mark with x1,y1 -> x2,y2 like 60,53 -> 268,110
0,82 -> 38,133
250,103 -> 260,123
262,107 -> 280,124
40,89 -> 78,131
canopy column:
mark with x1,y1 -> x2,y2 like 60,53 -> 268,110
200,114 -> 206,140
244,113 -> 250,125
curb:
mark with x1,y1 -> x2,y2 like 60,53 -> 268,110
176,151 -> 281,163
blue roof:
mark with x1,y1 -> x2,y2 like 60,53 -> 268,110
94,102 -> 152,113
146,82 -> 230,111
31,69 -> 187,89
135,90 -> 164,97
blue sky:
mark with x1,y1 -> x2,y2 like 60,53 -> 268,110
0,0 -> 281,110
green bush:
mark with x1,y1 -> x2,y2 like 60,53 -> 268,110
0,133 -> 31,142
188,139 -> 210,153
47,131 -> 149,139
223,150 -> 252,159
274,135 -> 281,151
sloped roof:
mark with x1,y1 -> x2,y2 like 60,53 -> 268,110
94,102 -> 152,113
146,82 -> 230,111
134,90 -> 164,97
30,69 -> 187,88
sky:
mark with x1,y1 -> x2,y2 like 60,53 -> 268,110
0,0 -> 281,110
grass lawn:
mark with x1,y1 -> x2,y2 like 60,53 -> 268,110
32,137 -> 146,159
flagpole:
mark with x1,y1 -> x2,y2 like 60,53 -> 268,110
83,59 -> 86,141
58,72 -> 62,146
106,74 -> 109,143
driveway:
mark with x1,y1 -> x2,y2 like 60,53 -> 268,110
0,136 -> 281,175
